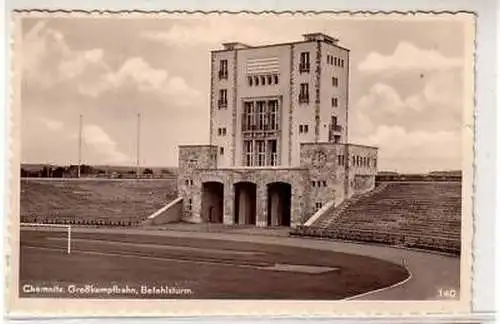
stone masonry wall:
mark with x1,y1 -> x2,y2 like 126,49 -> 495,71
300,143 -> 345,209
178,145 -> 218,222
184,168 -> 310,227
346,144 -> 378,196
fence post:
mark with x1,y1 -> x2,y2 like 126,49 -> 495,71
67,225 -> 71,255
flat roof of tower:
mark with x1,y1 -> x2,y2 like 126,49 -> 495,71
213,32 -> 349,53
302,32 -> 339,44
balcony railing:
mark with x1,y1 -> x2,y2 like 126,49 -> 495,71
242,124 -> 280,132
331,124 -> 343,132
218,70 -> 228,80
218,100 -> 228,108
298,94 -> 310,104
299,63 -> 310,73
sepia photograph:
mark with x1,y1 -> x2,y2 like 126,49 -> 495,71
8,11 -> 475,315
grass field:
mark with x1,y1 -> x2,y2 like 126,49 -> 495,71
20,179 -> 177,224
20,229 -> 409,299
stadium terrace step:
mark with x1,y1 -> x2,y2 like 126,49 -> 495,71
293,181 -> 461,255
20,179 -> 178,226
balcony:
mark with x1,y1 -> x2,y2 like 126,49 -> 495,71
218,70 -> 228,80
331,124 -> 343,132
218,100 -> 228,109
298,94 -> 310,104
299,63 -> 310,73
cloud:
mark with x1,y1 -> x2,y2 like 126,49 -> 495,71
58,48 -> 105,79
352,70 -> 462,135
141,19 -> 276,47
350,69 -> 463,172
82,124 -> 129,164
358,42 -> 462,72
23,21 -> 107,87
79,57 -> 201,106
140,16 -> 330,48
38,116 -> 63,131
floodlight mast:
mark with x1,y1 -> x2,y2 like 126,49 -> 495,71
136,112 -> 141,178
77,114 -> 83,178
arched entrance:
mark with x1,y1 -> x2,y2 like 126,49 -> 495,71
234,182 -> 257,225
201,182 -> 224,223
267,182 -> 292,226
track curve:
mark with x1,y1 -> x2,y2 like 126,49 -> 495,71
67,227 -> 460,300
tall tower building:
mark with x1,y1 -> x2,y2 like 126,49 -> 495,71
210,33 -> 349,168
178,33 -> 377,228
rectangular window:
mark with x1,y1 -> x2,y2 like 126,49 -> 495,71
332,97 -> 338,107
268,139 -> 278,166
273,74 -> 279,84
334,135 -> 341,143
299,83 -> 309,103
220,147 -> 224,155
219,60 -> 228,79
218,89 -> 227,108
248,76 -> 253,86
267,75 -> 273,84
332,76 -> 338,87
268,100 -> 279,131
243,140 -> 253,166
315,202 -> 323,212
243,102 -> 255,131
341,59 -> 345,67
299,52 -> 310,72
299,124 -> 309,134
256,101 -> 266,131
187,198 -> 192,211
256,140 -> 266,166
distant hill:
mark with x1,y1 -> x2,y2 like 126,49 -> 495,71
428,170 -> 462,177
94,165 -> 178,177
20,163 -> 178,179
377,171 -> 399,176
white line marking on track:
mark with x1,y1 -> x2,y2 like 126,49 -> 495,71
341,265 -> 413,300
22,246 -> 337,274
46,237 -> 261,256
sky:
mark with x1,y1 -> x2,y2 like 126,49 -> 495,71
19,14 -> 470,173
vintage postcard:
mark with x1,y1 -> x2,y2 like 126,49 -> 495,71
7,10 -> 475,317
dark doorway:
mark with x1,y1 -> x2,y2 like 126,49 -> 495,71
201,182 -> 224,223
234,182 -> 257,225
267,182 -> 292,226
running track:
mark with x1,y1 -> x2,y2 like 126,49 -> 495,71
28,226 -> 461,300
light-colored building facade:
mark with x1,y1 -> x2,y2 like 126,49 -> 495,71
178,33 -> 377,227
